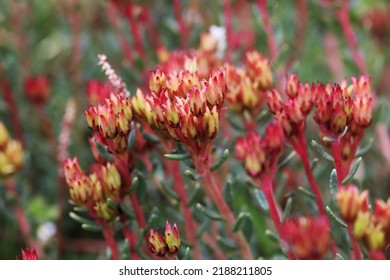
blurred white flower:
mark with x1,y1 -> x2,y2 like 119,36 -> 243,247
37,221 -> 57,242
210,25 -> 227,59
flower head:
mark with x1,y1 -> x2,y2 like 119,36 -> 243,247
281,216 -> 330,259
24,76 -> 50,105
0,122 -> 24,179
164,221 -> 181,254
335,185 -> 369,223
17,247 -> 38,260
148,229 -> 168,257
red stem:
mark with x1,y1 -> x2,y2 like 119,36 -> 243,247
120,213 -> 139,260
292,133 -> 326,215
336,2 -> 367,73
258,176 -> 281,232
173,0 -> 188,48
124,7 -> 145,60
331,138 -> 344,186
201,170 -> 253,259
0,69 -> 24,143
167,160 -> 202,259
256,0 -> 279,62
284,0 -> 307,72
67,0 -> 82,86
5,181 -> 44,258
222,0 -> 233,62
102,226 -> 120,260
347,225 -> 362,260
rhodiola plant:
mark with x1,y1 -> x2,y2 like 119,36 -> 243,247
0,0 -> 390,260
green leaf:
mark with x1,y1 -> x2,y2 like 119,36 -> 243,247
277,151 -> 296,170
183,170 -> 199,181
311,140 -> 334,162
210,149 -> 230,171
232,212 -> 251,233
73,206 -> 87,213
160,181 -> 179,201
69,212 -> 96,225
298,186 -> 317,200
265,229 -> 280,244
342,157 -> 362,185
196,203 -> 222,221
127,122 -> 136,150
216,236 -> 236,252
282,197 -> 293,223
93,139 -> 113,161
164,153 -> 191,161
251,188 -> 269,211
106,197 -> 116,210
119,201 -> 135,219
310,158 -> 319,170
82,223 -> 102,232
336,253 -> 345,260
227,115 -> 245,132
329,169 -> 338,201
356,138 -> 374,157
138,124 -> 160,143
196,219 -> 210,238
188,184 -> 203,206
322,136 -> 337,143
182,247 -> 191,260
326,206 -> 347,228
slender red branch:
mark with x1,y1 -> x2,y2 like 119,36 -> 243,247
167,160 -> 202,259
106,2 -> 134,65
256,0 -> 279,61
347,225 -> 362,260
257,176 -> 281,232
66,0 -> 82,86
291,133 -> 326,215
324,32 -> 345,81
222,0 -> 233,62
120,213 -> 139,260
5,180 -> 44,258
284,0 -> 308,72
201,170 -> 253,259
173,0 -> 188,48
124,6 -> 146,60
102,226 -> 120,260
0,68 -> 24,143
336,2 -> 367,73
331,138 -> 344,186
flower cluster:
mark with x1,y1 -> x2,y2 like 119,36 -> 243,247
235,120 -> 284,179
64,157 -> 121,221
336,185 -> 390,257
281,216 -> 331,259
148,221 -> 181,257
266,73 -> 313,137
85,93 -> 133,153
226,51 -> 272,120
0,122 -> 24,179
132,59 -> 226,155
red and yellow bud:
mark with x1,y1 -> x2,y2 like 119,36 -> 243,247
86,80 -> 111,105
101,163 -> 121,199
0,124 -> 24,178
335,185 -> 369,223
189,87 -> 206,117
366,224 -> 385,251
264,120 -> 285,152
286,73 -> 299,98
353,211 -> 371,239
0,122 -> 9,149
373,198 -> 390,233
206,70 -> 226,108
245,51 -> 273,89
164,221 -> 181,254
17,247 -> 38,260
202,106 -> 219,139
148,229 -> 168,257
164,99 -> 181,127
94,201 -> 117,222
266,89 -> 283,114
281,216 -> 330,260
149,69 -> 167,94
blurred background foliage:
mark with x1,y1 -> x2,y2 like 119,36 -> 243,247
1,0 -> 390,259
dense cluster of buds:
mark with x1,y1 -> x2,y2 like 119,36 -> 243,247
0,122 -> 24,179
148,221 -> 181,257
266,73 -> 313,137
24,76 -> 50,105
86,80 -> 112,105
84,93 -> 133,153
132,59 -> 226,159
281,216 -> 331,259
64,157 -> 121,221
226,51 -> 273,120
235,120 -> 284,179
16,247 -> 38,260
336,186 -> 390,256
